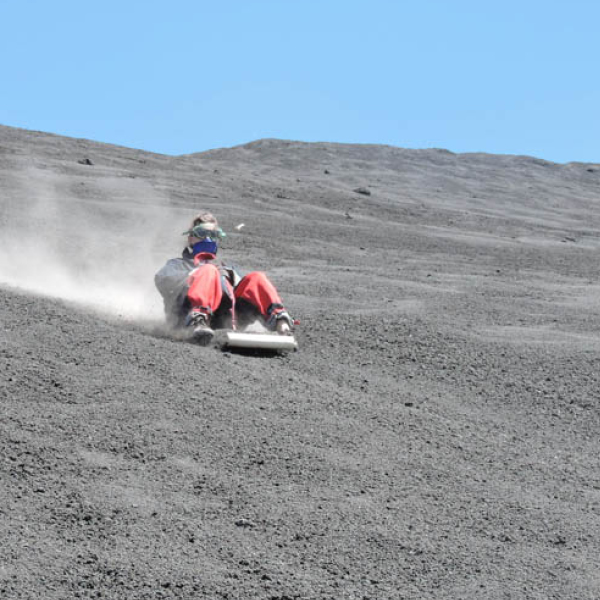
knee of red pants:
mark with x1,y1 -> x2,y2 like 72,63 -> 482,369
238,271 -> 267,286
187,263 -> 220,286
234,271 -> 282,315
235,271 -> 268,296
187,263 -> 222,311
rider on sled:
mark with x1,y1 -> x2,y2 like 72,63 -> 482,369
154,212 -> 295,344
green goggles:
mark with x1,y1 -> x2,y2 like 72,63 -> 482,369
183,225 -> 226,240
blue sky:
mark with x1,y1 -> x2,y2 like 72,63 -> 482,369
1,0 -> 598,163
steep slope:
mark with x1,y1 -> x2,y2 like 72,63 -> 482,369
1,125 -> 600,599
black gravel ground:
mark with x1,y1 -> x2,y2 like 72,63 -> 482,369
1,126 -> 600,599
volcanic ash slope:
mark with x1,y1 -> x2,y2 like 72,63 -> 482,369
1,125 -> 600,599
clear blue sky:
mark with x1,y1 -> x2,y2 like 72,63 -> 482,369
1,0 -> 598,163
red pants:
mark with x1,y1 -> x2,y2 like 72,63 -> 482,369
187,264 -> 283,318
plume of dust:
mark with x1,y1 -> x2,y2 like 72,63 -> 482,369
0,167 -> 186,324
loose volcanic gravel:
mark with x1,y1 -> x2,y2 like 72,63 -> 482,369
1,126 -> 600,599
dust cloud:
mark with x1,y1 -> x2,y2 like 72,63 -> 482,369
0,167 -> 184,322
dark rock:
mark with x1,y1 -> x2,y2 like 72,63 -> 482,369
235,518 -> 255,528
353,187 -> 371,196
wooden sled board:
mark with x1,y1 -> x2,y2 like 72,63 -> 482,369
224,331 -> 298,351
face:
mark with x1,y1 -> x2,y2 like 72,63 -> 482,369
188,234 -> 201,247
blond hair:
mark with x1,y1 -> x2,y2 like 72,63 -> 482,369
190,212 -> 218,230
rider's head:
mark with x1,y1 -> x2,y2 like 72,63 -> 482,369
184,212 -> 225,256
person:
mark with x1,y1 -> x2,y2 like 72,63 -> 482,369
155,211 -> 295,344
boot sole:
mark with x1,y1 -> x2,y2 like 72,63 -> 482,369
192,327 -> 215,346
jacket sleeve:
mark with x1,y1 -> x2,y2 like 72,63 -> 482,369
155,258 -> 193,313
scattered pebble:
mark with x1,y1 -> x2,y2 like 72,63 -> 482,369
353,187 -> 371,196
